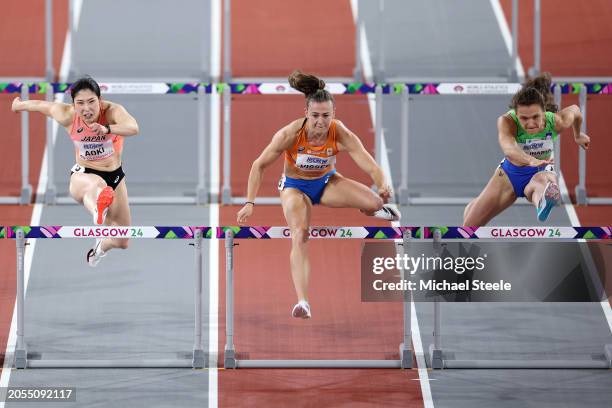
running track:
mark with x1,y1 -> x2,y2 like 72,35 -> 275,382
0,0 -> 610,406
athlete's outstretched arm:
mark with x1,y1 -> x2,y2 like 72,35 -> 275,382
237,124 -> 296,224
336,121 -> 391,202
554,105 -> 590,150
11,97 -> 72,127
498,115 -> 551,167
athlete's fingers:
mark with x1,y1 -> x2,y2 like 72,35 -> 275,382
91,123 -> 106,136
379,190 -> 390,203
237,206 -> 251,225
11,97 -> 22,112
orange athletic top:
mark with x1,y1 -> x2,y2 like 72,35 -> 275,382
284,119 -> 339,178
69,106 -> 123,162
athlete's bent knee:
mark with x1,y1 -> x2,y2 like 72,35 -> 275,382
364,195 -> 384,213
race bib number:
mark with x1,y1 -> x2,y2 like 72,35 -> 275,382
70,163 -> 85,173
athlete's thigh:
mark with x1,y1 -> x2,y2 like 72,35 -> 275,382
464,167 -> 516,226
69,172 -> 105,203
106,179 -> 131,226
319,173 -> 378,209
280,188 -> 311,229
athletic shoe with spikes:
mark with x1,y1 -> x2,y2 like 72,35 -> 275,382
93,186 -> 114,225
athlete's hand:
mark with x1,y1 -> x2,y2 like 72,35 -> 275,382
237,203 -> 254,225
377,185 -> 392,203
528,157 -> 553,168
90,122 -> 109,136
11,97 -> 23,113
575,132 -> 590,150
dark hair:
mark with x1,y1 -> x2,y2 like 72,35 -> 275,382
288,70 -> 334,108
70,76 -> 101,100
510,72 -> 558,113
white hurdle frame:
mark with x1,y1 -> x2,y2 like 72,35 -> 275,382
12,227 -> 206,369
427,228 -> 612,369
223,228 -> 413,369
43,83 -> 209,205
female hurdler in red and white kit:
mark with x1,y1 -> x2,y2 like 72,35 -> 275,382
12,76 -> 139,267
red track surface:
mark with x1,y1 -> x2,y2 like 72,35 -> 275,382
500,0 -> 612,77
232,0 -> 355,78
220,1 -> 423,406
0,0 -> 67,366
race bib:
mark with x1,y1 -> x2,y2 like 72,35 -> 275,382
294,153 -> 335,171
520,138 -> 554,160
73,135 -> 115,161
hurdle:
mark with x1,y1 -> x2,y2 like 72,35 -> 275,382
4,80 -> 611,206
7,225 -> 611,369
422,226 -> 612,369
7,225 -> 209,369
222,226 -> 417,369
1,82 -> 211,205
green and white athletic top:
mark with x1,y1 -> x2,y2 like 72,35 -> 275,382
507,109 -> 559,161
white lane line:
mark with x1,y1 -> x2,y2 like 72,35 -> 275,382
349,1 -> 434,407
490,0 -> 525,80
208,0 -> 222,407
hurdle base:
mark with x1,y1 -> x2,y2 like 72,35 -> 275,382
44,186 -> 56,205
605,344 -> 612,365
575,186 -> 587,205
195,187 -> 208,206
399,342 -> 412,369
192,349 -> 206,369
234,360 -> 402,368
224,348 -> 237,369
20,185 -> 32,205
429,344 -> 444,369
397,187 -> 409,206
26,359 -> 195,368
222,188 -> 232,205
18,351 -> 205,369
431,344 -> 612,369
14,348 -> 27,369
441,359 -> 611,369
